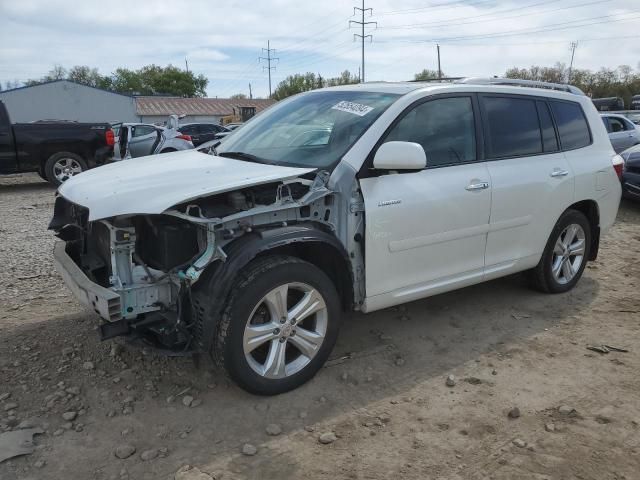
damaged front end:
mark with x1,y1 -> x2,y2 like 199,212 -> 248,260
49,171 -> 337,353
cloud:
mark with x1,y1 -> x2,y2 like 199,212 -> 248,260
0,0 -> 638,98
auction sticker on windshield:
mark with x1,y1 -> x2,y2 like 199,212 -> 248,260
331,101 -> 374,117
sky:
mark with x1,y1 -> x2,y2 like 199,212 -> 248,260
1,0 -> 639,98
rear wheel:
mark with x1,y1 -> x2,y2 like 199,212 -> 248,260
530,210 -> 591,293
211,255 -> 341,395
44,152 -> 87,186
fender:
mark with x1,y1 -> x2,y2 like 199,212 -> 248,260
191,223 -> 352,352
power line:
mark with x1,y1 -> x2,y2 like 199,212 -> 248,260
377,0 -> 494,17
375,11 -> 640,44
259,40 -> 279,98
378,0 -> 609,30
350,0 -> 377,83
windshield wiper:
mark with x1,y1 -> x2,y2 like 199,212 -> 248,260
218,151 -> 272,165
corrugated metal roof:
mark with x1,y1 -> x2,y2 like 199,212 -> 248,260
135,97 -> 276,116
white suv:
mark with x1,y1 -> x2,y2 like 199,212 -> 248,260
50,78 -> 622,394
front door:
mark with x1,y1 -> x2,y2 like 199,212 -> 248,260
359,95 -> 491,311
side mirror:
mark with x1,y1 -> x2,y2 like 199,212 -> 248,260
373,141 -> 427,170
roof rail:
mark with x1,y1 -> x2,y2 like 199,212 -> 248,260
456,77 -> 585,95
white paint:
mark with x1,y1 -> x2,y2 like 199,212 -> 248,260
58,150 -> 315,220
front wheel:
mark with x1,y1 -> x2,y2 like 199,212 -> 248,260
212,255 -> 341,395
530,210 -> 591,293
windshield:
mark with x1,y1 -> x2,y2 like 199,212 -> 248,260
215,90 -> 400,168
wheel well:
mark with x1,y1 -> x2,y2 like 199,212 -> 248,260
160,148 -> 177,153
567,200 -> 600,260
258,242 -> 354,311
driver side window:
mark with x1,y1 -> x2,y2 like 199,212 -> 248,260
384,96 -> 476,167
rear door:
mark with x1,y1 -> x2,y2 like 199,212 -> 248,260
480,95 -> 574,278
0,102 -> 17,172
360,94 -> 491,308
128,125 -> 159,158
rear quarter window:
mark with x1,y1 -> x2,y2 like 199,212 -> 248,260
549,101 -> 591,150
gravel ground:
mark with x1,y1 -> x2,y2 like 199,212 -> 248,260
1,173 -> 639,480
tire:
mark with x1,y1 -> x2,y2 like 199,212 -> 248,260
209,255 -> 341,395
44,152 -> 88,186
530,209 -> 591,293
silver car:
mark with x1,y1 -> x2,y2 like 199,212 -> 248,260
601,113 -> 640,153
115,115 -> 194,160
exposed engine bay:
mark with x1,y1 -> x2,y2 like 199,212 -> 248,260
49,171 -> 361,352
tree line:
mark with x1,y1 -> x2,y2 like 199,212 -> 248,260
505,63 -> 640,106
2,64 -> 208,97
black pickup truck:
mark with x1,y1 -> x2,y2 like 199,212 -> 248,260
0,101 -> 114,185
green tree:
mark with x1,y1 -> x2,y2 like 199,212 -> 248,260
273,70 -> 359,100
413,69 -> 443,81
230,93 -> 248,99
68,65 -> 112,89
505,63 -> 640,106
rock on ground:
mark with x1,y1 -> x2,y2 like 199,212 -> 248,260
175,465 -> 214,480
241,443 -> 257,456
319,432 -> 337,444
114,444 -> 136,459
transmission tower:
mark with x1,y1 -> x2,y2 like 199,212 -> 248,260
349,1 -> 376,83
259,40 -> 279,98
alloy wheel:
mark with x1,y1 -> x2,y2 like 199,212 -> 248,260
242,282 -> 328,379
52,157 -> 83,183
551,223 -> 586,285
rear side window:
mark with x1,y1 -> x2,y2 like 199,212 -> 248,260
481,96 -> 542,158
550,101 -> 591,150
536,101 -> 559,152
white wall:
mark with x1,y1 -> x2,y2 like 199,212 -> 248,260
0,80 -> 138,123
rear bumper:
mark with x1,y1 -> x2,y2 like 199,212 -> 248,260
53,241 -> 121,321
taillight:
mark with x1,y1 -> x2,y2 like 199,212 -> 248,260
105,129 -> 115,146
176,134 -> 192,142
612,154 -> 624,180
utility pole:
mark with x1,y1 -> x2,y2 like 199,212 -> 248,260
358,66 -> 361,83
567,41 -> 578,84
350,1 -> 376,83
437,45 -> 442,80
185,58 -> 189,74
249,83 -> 253,99
259,40 -> 278,98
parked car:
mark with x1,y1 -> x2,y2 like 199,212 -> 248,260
619,144 -> 640,200
50,78 -> 621,395
601,113 -> 640,153
618,111 -> 640,125
0,100 -> 114,185
592,96 -> 625,111
177,123 -> 230,147
115,115 -> 194,160
630,94 -> 640,110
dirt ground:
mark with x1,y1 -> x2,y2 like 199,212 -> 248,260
1,173 -> 639,480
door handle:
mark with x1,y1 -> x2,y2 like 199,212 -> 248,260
550,169 -> 569,178
465,181 -> 489,191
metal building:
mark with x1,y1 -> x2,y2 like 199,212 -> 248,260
0,80 -> 138,123
135,97 -> 276,125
